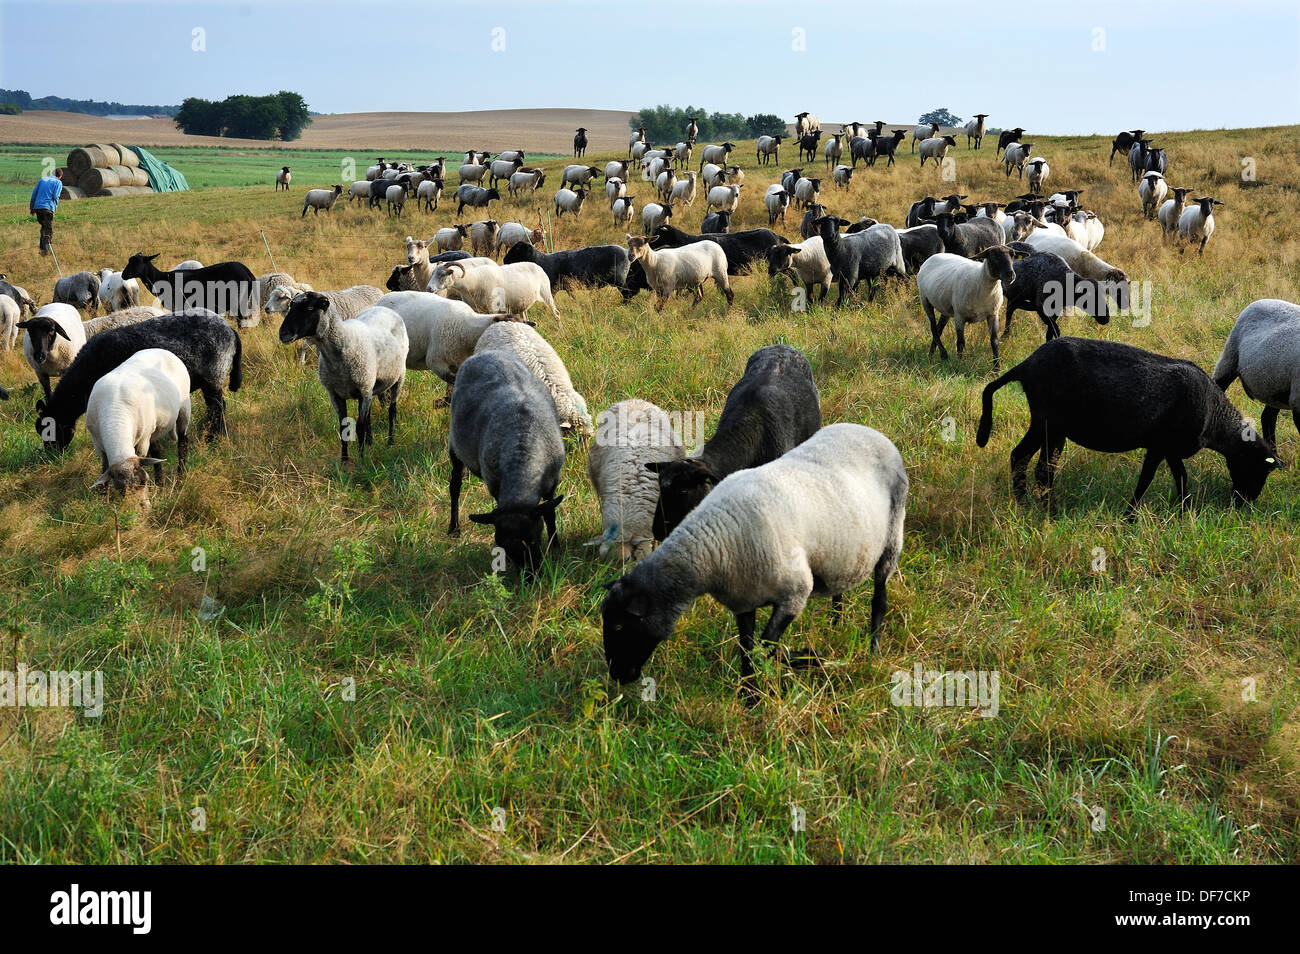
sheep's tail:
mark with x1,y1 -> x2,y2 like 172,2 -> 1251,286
229,330 -> 243,392
976,365 -> 1022,448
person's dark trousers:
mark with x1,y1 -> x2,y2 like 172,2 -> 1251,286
35,210 -> 53,252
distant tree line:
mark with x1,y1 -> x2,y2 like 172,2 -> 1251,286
631,105 -> 786,143
0,88 -> 178,116
173,92 -> 312,141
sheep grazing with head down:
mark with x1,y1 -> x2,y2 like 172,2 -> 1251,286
278,293 -> 409,462
1213,298 -> 1300,450
602,423 -> 908,689
426,260 -> 559,320
302,185 -> 343,216
472,321 -> 593,437
1002,246 -> 1112,341
53,271 -> 101,315
815,216 -> 906,307
86,348 -> 190,494
447,349 -> 566,579
648,344 -> 821,538
82,305 -> 169,338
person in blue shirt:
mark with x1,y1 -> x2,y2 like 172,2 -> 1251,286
29,169 -> 63,256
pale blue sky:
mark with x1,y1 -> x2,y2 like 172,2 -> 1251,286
1,0 -> 1297,134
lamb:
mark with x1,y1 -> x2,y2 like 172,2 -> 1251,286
279,294 -> 408,462
82,305 -> 169,338
602,422 -> 905,688
766,236 -> 833,303
832,164 -> 853,188
275,166 -> 291,191
793,176 -> 821,208
670,171 -> 699,207
385,184 -> 407,217
648,224 -> 787,276
447,349 -> 565,576
468,220 -> 500,258
996,127 -> 1027,157
965,113 -> 989,149
1213,298 -> 1300,449
612,196 -> 636,227
426,260 -> 560,320
1025,157 -> 1049,194
301,185 -> 344,216
1003,142 -> 1034,178
918,135 -> 958,167
502,242 -> 631,296
86,348 -> 190,492
1158,187 -> 1193,240
756,134 -> 783,165
96,269 -> 140,312
642,201 -> 674,233
625,234 -> 732,311
458,163 -> 490,186
916,246 -> 1018,369
121,253 -> 257,323
435,224 -> 469,252
926,212 -> 1004,259
706,183 -> 742,213
35,309 -> 242,449
977,336 -> 1280,512
554,187 -> 589,218
764,185 -> 790,225
586,400 -> 686,561
472,321 -> 592,436
574,127 -> 589,157
19,304 -> 87,398
912,121 -> 942,153
561,164 -> 601,190
1002,249 -> 1112,340
417,177 -> 443,211
0,296 -> 19,351
815,216 -> 906,307
896,224 -> 946,273
53,271 -> 101,315
456,185 -> 500,217
699,142 -> 735,168
647,344 -> 821,538
507,168 -> 546,197
701,210 -> 731,234
1178,196 -> 1223,254
1109,129 -> 1145,165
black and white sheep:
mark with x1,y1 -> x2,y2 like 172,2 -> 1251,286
19,303 -> 87,398
456,185 -> 501,217
648,224 -> 787,276
1001,247 -> 1112,341
917,246 -> 1018,369
625,234 -> 732,310
815,216 -> 906,306
302,185 -> 344,216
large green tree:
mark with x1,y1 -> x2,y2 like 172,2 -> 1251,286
173,92 -> 311,141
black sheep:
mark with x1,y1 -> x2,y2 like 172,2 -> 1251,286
976,337 -> 1280,513
385,251 -> 470,291
701,209 -> 731,234
648,344 -> 821,538
502,242 -> 630,294
897,224 -> 945,273
34,310 -> 242,451
867,129 -> 907,166
121,253 -> 257,323
1109,129 -> 1145,165
1002,248 -> 1112,340
649,224 -> 787,275
996,127 -> 1027,157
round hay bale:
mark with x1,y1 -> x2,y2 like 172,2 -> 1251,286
97,186 -> 153,197
55,167 -> 79,187
130,167 -> 151,187
108,164 -> 148,187
92,143 -> 121,166
80,167 -> 121,192
59,185 -> 86,200
67,147 -> 105,174
110,144 -> 139,167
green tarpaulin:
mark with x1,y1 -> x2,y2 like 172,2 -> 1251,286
127,145 -> 189,192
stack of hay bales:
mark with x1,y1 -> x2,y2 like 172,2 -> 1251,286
61,143 -> 154,198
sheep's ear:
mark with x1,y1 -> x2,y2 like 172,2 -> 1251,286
468,510 -> 498,525
53,324 -> 72,342
583,535 -> 605,548
16,320 -> 32,330
139,457 -> 166,466
90,472 -> 110,490
537,495 -> 564,514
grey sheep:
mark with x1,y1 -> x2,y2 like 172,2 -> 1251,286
1213,298 -> 1300,450
53,271 -> 101,315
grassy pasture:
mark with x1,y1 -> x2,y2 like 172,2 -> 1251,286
0,126 -> 1297,863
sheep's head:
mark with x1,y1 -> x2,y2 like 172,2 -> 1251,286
91,456 -> 164,493
120,253 -> 159,282
626,235 -> 650,260
601,574 -> 675,685
279,291 -> 330,343
428,262 -> 464,294
647,458 -> 716,539
405,238 -> 429,265
469,495 -> 563,578
33,398 -> 75,451
16,316 -> 71,365
974,245 -> 1017,285
766,243 -> 802,278
264,284 -> 297,315
1226,435 -> 1282,505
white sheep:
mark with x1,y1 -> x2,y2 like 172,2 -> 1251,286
1025,157 -> 1049,194
1178,196 -> 1223,254
1139,171 -> 1168,219
20,303 -> 87,398
605,160 -> 630,181
673,140 -> 694,169
87,348 -> 191,492
919,136 -> 958,168
427,261 -> 560,320
1212,298 -> 1300,448
0,296 -> 20,351
793,177 -> 820,208
495,222 -> 544,254
348,180 -> 372,203
472,321 -> 592,436
1002,142 -> 1033,178
375,290 -> 523,383
612,196 -> 637,227
699,142 -> 735,167
832,164 -> 853,188
917,247 -> 1018,370
699,162 -> 724,188
767,236 -> 833,302
458,163 -> 489,185
508,168 -> 546,197
642,202 -> 673,233
385,184 -> 407,217
1018,232 -> 1127,282
97,269 -> 141,312
764,185 -> 790,225
554,187 -> 589,218
600,422 -> 908,685
435,225 -> 469,252
626,234 -> 732,311
83,305 -> 168,338
1158,187 -> 1193,240
670,172 -> 699,207
468,220 -> 500,258
417,178 -> 442,212
706,183 -> 743,213
302,186 -> 343,216
606,176 -> 628,204
912,121 -> 942,152
655,169 -> 677,202
586,399 -> 686,560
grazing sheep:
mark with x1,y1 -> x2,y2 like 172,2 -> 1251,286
86,348 -> 190,492
670,171 -> 699,207
764,185 -> 790,225
815,217 -> 907,306
926,212 -> 1004,259
626,234 -> 732,311
427,260 -> 560,320
436,224 -> 470,252
1017,232 -> 1128,287
977,337 -> 1280,512
97,269 -> 140,312
507,168 -> 546,197
1002,249 -> 1112,340
275,166 -> 291,191
447,349 -> 566,577
918,135 -> 957,168
19,304 -> 87,398
348,180 -> 372,204
1213,298 -> 1300,449
648,344 -> 821,539
302,185 -> 344,216
587,400 -> 686,561
1025,157 -> 1049,194
472,321 -> 592,436
869,129 -> 908,167
468,220 -> 500,258
699,142 -> 735,169
455,185 -> 500,217
1158,187 -> 1193,240
602,422 -> 905,687
494,223 -> 544,254
1178,196 -> 1223,254
458,163 -> 490,186
917,246 -> 1018,369
767,236 -> 833,303
701,210 -> 732,234
82,305 -> 168,338
503,242 -> 631,296
756,134 -> 783,165
0,277 -> 37,316
912,121 -> 942,153
0,296 -> 20,351
896,224 -> 946,273
279,294 -> 408,462
554,187 -> 589,218
417,177 -> 444,212
965,113 -> 989,149
35,309 -> 242,449
561,164 -> 601,190
642,201 -> 674,234
793,176 -> 821,208
832,164 -> 853,188
53,271 -> 101,315
706,183 -> 743,213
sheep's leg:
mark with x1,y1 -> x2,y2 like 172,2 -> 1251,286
1009,419 -> 1042,502
147,441 -> 163,484
1035,431 -> 1066,513
201,386 -> 226,439
736,609 -> 758,696
868,550 -> 897,651
543,506 -> 557,547
331,393 -> 350,462
357,393 -> 374,452
387,390 -> 398,445
447,449 -> 464,536
1167,457 -> 1190,509
954,319 -> 966,357
177,431 -> 189,478
829,593 -> 843,626
1125,450 -> 1163,516
987,316 -> 1001,372
1261,405 -> 1279,448
1198,237 -> 1207,254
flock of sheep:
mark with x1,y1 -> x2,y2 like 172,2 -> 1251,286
0,110 -> 1292,692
